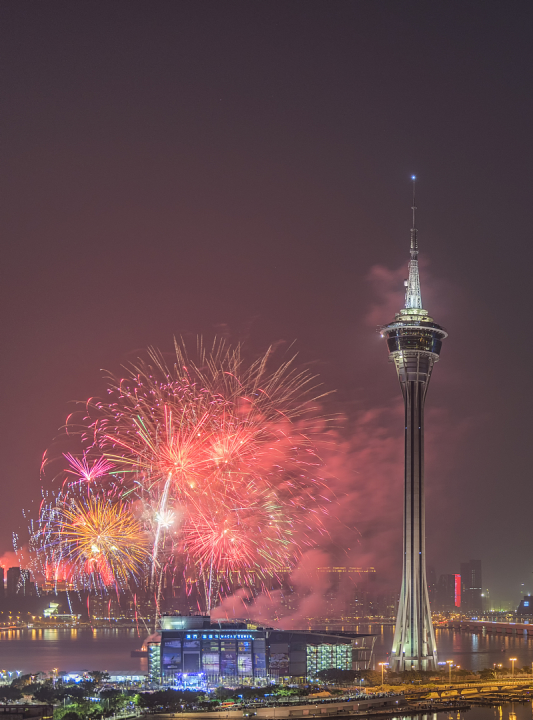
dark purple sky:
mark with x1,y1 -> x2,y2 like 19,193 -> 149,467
1,1 -> 532,608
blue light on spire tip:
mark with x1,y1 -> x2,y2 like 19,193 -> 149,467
411,175 -> 416,180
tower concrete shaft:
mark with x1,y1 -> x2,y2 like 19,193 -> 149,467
380,180 -> 447,671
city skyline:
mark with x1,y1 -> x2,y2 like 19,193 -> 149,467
1,2 -> 532,605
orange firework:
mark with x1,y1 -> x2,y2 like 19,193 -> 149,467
34,495 -> 150,590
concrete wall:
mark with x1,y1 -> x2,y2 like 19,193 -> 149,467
174,695 -> 405,719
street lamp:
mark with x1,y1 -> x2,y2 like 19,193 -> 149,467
446,660 -> 453,684
378,663 -> 388,685
510,658 -> 517,677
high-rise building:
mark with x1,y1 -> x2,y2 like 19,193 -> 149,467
6,567 -> 21,596
437,574 -> 461,611
380,179 -> 447,671
19,569 -> 35,596
0,567 -> 4,598
460,560 -> 482,614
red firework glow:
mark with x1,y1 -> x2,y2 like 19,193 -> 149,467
32,340 -> 332,615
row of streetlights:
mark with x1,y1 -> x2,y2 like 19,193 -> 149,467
377,661 -> 457,685
495,659 -> 527,678
377,658 -> 531,685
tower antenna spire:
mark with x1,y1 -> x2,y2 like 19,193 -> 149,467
405,175 -> 422,309
411,175 -> 417,253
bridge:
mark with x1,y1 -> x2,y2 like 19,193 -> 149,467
443,620 -> 533,635
414,678 -> 533,699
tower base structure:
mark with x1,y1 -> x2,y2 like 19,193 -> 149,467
384,310 -> 445,672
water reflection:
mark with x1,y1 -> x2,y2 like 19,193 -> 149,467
390,707 -> 532,720
370,626 -> 533,671
0,627 -> 144,673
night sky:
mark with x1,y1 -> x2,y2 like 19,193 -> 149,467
1,1 -> 532,609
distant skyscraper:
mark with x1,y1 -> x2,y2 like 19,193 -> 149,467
19,569 -> 35,596
437,573 -> 461,611
380,179 -> 448,671
0,567 -> 4,598
6,567 -> 21,596
460,560 -> 482,614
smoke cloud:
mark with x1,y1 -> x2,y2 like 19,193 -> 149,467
213,260 -> 468,627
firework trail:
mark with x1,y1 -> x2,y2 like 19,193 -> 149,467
30,339 -> 332,623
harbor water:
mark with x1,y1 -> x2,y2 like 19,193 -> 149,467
0,624 -> 533,675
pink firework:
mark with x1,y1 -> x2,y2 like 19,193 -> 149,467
89,339 -> 331,607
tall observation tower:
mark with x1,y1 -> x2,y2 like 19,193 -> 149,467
380,178 -> 447,671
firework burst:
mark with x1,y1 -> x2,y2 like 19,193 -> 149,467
91,341 -> 329,597
32,494 -> 150,591
30,339 -> 332,618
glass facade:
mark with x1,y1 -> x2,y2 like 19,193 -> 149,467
157,618 -> 374,686
386,329 -> 443,356
306,643 -> 352,677
160,630 -> 267,686
147,642 -> 161,684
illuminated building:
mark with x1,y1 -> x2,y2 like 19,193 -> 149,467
460,560 -> 482,614
305,643 -> 352,676
153,615 -> 375,686
148,642 -> 161,683
517,596 -> 533,617
380,179 -> 447,671
43,602 -> 80,621
436,574 -> 461,611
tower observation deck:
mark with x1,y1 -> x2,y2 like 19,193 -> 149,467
380,179 -> 447,671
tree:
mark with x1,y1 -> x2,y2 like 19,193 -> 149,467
214,687 -> 235,702
361,670 -> 382,686
23,683 -> 42,696
100,689 -> 129,713
137,690 -> 193,712
397,669 -> 433,683
0,687 -> 23,703
11,674 -> 33,689
88,672 -> 110,686
316,669 -> 358,684
34,685 -> 59,704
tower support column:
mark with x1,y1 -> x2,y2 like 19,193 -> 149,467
380,179 -> 447,672
390,353 -> 438,671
